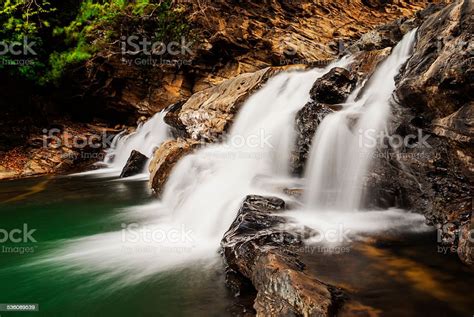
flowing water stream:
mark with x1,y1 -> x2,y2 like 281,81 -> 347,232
1,29 -> 473,316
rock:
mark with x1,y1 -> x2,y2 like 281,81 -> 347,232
148,139 -> 200,196
348,3 -> 446,53
348,47 -> 392,83
221,195 -> 344,317
458,214 -> 474,266
72,1 -> 439,122
310,67 -> 357,104
364,0 -> 473,264
291,67 -> 357,175
120,150 -> 148,178
176,66 -> 303,142
291,102 -> 334,175
396,1 -> 473,119
163,101 -> 187,138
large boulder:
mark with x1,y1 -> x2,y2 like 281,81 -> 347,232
148,139 -> 200,196
221,195 -> 339,316
120,150 -> 148,178
309,67 -> 357,104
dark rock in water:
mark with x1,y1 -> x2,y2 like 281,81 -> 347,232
291,102 -> 334,176
310,67 -> 357,104
120,150 -> 148,178
163,101 -> 188,139
364,0 -> 473,265
221,195 -> 340,316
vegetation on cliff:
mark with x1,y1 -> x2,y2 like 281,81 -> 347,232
0,0 -> 191,84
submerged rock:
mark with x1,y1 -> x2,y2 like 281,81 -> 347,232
221,196 -> 335,316
148,139 -> 200,196
309,67 -> 357,104
120,150 -> 148,178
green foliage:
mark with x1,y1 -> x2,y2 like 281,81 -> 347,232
0,0 -> 192,85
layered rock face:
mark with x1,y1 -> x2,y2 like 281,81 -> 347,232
364,0 -> 473,264
0,123 -> 114,180
80,0 -> 442,120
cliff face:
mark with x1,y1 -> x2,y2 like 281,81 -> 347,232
81,0 -> 444,120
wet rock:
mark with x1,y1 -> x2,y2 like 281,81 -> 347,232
349,47 -> 392,83
291,102 -> 334,176
458,214 -> 474,266
120,150 -> 148,178
177,66 -> 303,142
364,0 -> 473,264
221,195 -> 344,317
396,1 -> 473,118
291,67 -> 357,175
148,139 -> 200,196
309,67 -> 357,104
348,3 -> 446,53
163,101 -> 187,139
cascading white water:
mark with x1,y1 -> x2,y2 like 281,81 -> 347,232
74,111 -> 170,177
304,29 -> 418,211
41,60 -> 351,283
41,30 -> 427,285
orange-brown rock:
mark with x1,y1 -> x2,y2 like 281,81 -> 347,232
81,0 -> 444,119
148,138 -> 200,196
173,65 -> 304,141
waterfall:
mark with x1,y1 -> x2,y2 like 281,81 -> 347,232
44,59 -> 351,282
104,111 -> 170,172
44,30 -> 425,284
304,29 -> 417,211
74,111 -> 170,177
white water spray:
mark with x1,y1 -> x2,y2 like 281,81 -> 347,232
304,29 -> 418,211
73,111 -> 170,177
43,60 -> 351,282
